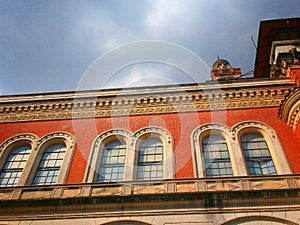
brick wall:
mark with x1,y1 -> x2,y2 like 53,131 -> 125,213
0,106 -> 299,183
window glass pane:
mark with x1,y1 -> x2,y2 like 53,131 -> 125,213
241,133 -> 277,176
202,135 -> 233,177
33,144 -> 66,186
137,138 -> 163,181
0,145 -> 31,187
98,141 -> 126,182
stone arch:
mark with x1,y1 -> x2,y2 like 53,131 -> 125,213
232,121 -> 292,175
132,126 -> 175,180
191,124 -> 235,178
84,129 -> 132,183
279,87 -> 300,132
102,220 -> 152,225
0,133 -> 39,186
222,215 -> 298,225
0,133 -> 38,155
25,132 -> 76,185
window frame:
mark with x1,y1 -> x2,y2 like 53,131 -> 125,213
24,132 -> 76,186
192,122 -> 291,178
192,124 -> 238,178
0,143 -> 33,187
84,130 -> 132,183
241,133 -> 277,176
234,122 -> 292,175
201,135 -> 233,177
132,127 -> 175,181
0,134 -> 38,187
32,143 -> 67,185
98,140 -> 127,182
136,137 -> 164,181
84,127 -> 175,183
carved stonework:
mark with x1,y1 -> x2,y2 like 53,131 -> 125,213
133,185 -> 164,194
92,187 -> 122,196
193,124 -> 231,142
0,133 -> 39,153
133,126 -> 172,141
251,179 -> 288,190
36,132 -> 76,150
279,87 -> 300,131
231,121 -> 276,137
0,80 -> 294,123
94,129 -> 132,149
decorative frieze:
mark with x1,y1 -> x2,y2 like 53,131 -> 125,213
0,79 -> 294,123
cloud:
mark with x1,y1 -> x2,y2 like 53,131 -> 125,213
104,62 -> 190,88
145,0 -> 200,39
0,0 -> 300,95
74,7 -> 135,54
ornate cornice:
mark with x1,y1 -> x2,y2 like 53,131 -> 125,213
0,79 -> 295,123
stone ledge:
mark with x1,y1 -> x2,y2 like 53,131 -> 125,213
0,188 -> 300,220
1,175 -> 300,201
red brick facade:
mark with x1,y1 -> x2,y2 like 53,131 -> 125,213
1,17 -> 300,224
1,106 -> 299,184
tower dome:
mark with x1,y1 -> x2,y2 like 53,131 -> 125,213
211,59 -> 241,80
212,59 -> 231,70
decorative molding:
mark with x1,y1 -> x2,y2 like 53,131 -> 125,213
0,132 -> 77,186
85,127 -> 175,183
223,215 -> 299,225
133,126 -> 173,141
36,132 -> 76,150
1,176 -> 300,222
232,121 -> 276,137
191,121 -> 292,177
0,134 -> 38,153
94,129 -> 132,148
279,87 -> 300,131
0,81 -> 294,123
193,124 -> 231,144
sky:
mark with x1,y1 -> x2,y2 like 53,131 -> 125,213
0,0 -> 299,95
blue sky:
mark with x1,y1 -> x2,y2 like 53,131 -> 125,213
0,0 -> 299,95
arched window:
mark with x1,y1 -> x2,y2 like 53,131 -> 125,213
241,133 -> 277,176
33,143 -> 66,185
85,128 -> 174,183
0,145 -> 31,187
98,141 -> 126,182
202,135 -> 233,177
137,138 -> 163,181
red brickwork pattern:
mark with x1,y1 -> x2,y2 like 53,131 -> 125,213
0,107 -> 299,184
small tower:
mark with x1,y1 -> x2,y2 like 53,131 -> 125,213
211,59 -> 241,81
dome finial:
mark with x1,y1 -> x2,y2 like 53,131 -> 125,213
211,59 -> 241,81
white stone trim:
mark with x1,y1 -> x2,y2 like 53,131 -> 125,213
233,121 -> 292,175
191,124 -> 239,178
84,129 -> 132,183
133,127 -> 175,180
24,132 -> 76,185
192,122 -> 292,178
85,127 -> 175,183
0,132 -> 76,186
0,134 -> 39,186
